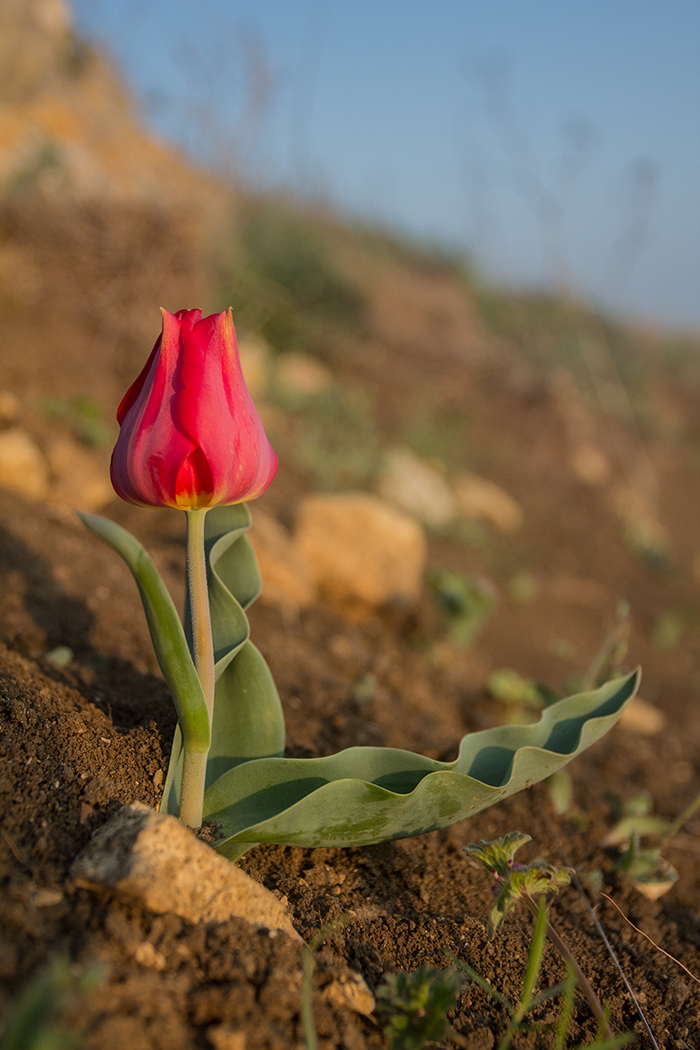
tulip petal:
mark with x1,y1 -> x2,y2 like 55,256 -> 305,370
111,307 -> 277,510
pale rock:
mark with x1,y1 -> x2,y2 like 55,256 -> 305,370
275,352 -> 333,397
47,435 -> 112,511
453,473 -> 524,533
249,509 -> 316,610
33,888 -> 64,907
376,447 -> 456,527
294,493 -> 426,614
0,390 -> 20,423
207,1027 -> 247,1050
0,427 -> 48,499
571,443 -> 611,486
133,941 -> 166,971
619,696 -> 666,736
322,972 -> 375,1016
237,335 -> 271,400
71,803 -> 300,940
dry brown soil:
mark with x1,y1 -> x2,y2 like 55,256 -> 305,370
0,196 -> 699,1050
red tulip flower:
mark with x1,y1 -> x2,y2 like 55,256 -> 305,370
111,308 -> 277,510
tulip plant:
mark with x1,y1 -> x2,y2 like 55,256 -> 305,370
81,307 -> 640,860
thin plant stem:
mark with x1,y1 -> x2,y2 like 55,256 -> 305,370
186,508 -> 215,721
540,809 -> 660,1050
523,896 -> 613,1041
180,508 -> 215,829
658,791 -> 700,848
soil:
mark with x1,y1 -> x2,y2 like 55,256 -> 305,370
1,193 -> 700,1050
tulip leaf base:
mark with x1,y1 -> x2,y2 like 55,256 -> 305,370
203,670 -> 639,860
81,508 -> 639,860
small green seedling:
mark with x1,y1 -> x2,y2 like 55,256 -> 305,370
428,569 -> 496,649
375,966 -> 465,1050
604,789 -> 700,899
465,831 -> 572,936
464,833 -> 625,1043
486,668 -> 548,723
604,791 -> 676,898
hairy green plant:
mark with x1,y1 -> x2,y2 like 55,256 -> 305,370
465,832 -> 572,936
464,833 -> 629,1043
375,966 -> 465,1050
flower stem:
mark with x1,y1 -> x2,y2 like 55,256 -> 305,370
186,508 -> 215,722
181,508 -> 215,828
179,747 -> 208,828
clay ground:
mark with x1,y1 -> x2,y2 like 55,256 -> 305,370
0,191 -> 699,1050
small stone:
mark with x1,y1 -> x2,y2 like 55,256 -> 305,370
133,941 -> 166,970
275,352 -> 333,397
665,978 -> 690,1009
376,447 -> 456,526
33,888 -> 64,907
207,1026 -> 246,1050
619,697 -> 666,736
571,443 -> 611,486
0,427 -> 49,499
294,493 -> 427,615
452,473 -> 524,533
71,803 -> 300,940
322,972 -> 375,1016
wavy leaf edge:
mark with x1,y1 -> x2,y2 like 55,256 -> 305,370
204,668 -> 640,851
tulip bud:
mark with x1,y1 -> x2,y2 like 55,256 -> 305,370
110,308 -> 278,510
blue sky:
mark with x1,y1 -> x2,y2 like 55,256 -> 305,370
72,0 -> 700,330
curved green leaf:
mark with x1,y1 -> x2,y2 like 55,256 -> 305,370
204,670 -> 639,856
78,513 -> 209,753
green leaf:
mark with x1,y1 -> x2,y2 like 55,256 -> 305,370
78,513 -> 209,753
205,670 -> 639,854
162,505 -> 285,817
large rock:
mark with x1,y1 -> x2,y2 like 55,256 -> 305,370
294,492 -> 426,614
71,803 -> 300,939
376,447 -> 456,527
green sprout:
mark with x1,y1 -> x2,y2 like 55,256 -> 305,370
464,833 -> 622,1043
375,966 -> 465,1050
428,569 -> 496,648
465,831 -> 572,936
605,790 -> 700,899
